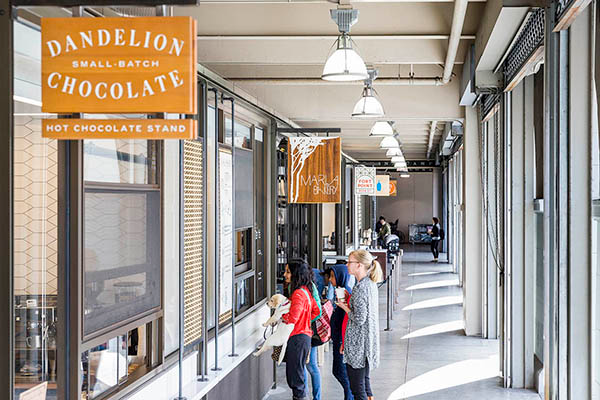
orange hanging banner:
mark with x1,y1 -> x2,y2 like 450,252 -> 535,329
41,17 -> 197,114
42,119 -> 197,140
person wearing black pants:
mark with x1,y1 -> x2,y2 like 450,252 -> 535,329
346,362 -> 373,400
336,250 -> 382,400
281,260 -> 321,400
285,334 -> 311,399
429,217 -> 441,262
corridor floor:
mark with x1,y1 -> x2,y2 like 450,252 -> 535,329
265,251 -> 540,400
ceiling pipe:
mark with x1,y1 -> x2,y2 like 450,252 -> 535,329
442,0 -> 469,84
228,77 -> 447,86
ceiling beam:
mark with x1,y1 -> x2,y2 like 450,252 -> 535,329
426,121 -> 438,158
197,34 -> 477,40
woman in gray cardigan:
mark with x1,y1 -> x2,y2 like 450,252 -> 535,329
335,249 -> 383,400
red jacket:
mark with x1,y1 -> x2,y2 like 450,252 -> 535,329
282,286 -> 320,337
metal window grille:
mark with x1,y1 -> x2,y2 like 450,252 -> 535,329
502,9 -> 545,87
183,140 -> 204,346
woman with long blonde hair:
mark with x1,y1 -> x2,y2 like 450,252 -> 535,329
335,249 -> 382,400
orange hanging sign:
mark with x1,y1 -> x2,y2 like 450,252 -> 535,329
41,17 -> 197,114
42,119 -> 197,140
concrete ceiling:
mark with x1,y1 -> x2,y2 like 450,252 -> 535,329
175,1 -> 485,161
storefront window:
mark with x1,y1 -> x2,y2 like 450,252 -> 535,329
83,140 -> 161,338
12,19 -> 58,399
13,113 -> 58,400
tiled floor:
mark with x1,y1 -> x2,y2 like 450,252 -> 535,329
265,250 -> 540,400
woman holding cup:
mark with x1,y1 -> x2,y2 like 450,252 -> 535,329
335,250 -> 383,400
328,264 -> 355,400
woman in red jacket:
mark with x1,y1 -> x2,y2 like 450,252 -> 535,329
282,259 -> 321,400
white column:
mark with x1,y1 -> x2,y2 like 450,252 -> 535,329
568,7 -> 592,398
463,105 -> 483,336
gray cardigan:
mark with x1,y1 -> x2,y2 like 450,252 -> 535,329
343,276 -> 380,369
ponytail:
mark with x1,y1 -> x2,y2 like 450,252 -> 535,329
369,260 -> 384,283
349,249 -> 384,283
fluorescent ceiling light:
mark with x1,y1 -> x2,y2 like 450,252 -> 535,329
369,121 -> 393,137
380,136 -> 399,149
400,173 -> 411,178
390,156 -> 403,163
386,148 -> 402,157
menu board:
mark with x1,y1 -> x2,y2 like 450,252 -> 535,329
219,151 -> 233,317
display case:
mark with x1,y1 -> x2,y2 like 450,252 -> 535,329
14,295 -> 58,391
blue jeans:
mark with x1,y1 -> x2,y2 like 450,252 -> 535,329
332,339 -> 354,400
304,346 -> 321,400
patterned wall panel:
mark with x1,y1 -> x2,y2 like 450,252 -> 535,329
14,116 -> 58,295
183,140 -> 204,346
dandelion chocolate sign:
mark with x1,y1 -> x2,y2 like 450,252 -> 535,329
288,137 -> 341,204
41,17 -> 197,114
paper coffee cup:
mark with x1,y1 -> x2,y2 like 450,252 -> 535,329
335,288 -> 346,302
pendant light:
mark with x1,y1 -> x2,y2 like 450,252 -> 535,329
352,69 -> 385,119
379,136 -> 398,149
369,121 -> 394,137
321,9 -> 368,82
386,148 -> 402,157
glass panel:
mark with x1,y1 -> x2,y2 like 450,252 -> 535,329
234,122 -> 251,149
235,229 -> 252,275
84,338 -> 121,400
12,20 -> 58,400
218,149 -> 234,321
13,112 -> 59,400
223,117 -> 233,146
163,141 -> 180,355
83,189 -> 161,337
84,139 -> 158,185
254,128 -> 266,301
235,148 -> 253,229
206,105 -> 216,330
235,276 -> 254,314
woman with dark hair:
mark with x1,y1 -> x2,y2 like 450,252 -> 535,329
282,259 -> 321,400
429,217 -> 442,262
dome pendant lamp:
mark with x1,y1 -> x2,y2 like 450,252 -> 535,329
386,148 -> 402,157
369,121 -> 394,137
352,69 -> 385,119
321,9 -> 368,82
379,136 -> 399,149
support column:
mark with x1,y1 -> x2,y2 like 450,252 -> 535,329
0,1 -> 12,398
463,105 -> 483,336
567,6 -> 592,398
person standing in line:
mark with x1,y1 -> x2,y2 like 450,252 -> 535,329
282,260 -> 322,400
303,268 -> 327,400
328,264 -> 355,400
429,217 -> 442,262
336,250 -> 382,400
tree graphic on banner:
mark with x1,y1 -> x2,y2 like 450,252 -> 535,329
289,137 -> 325,203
